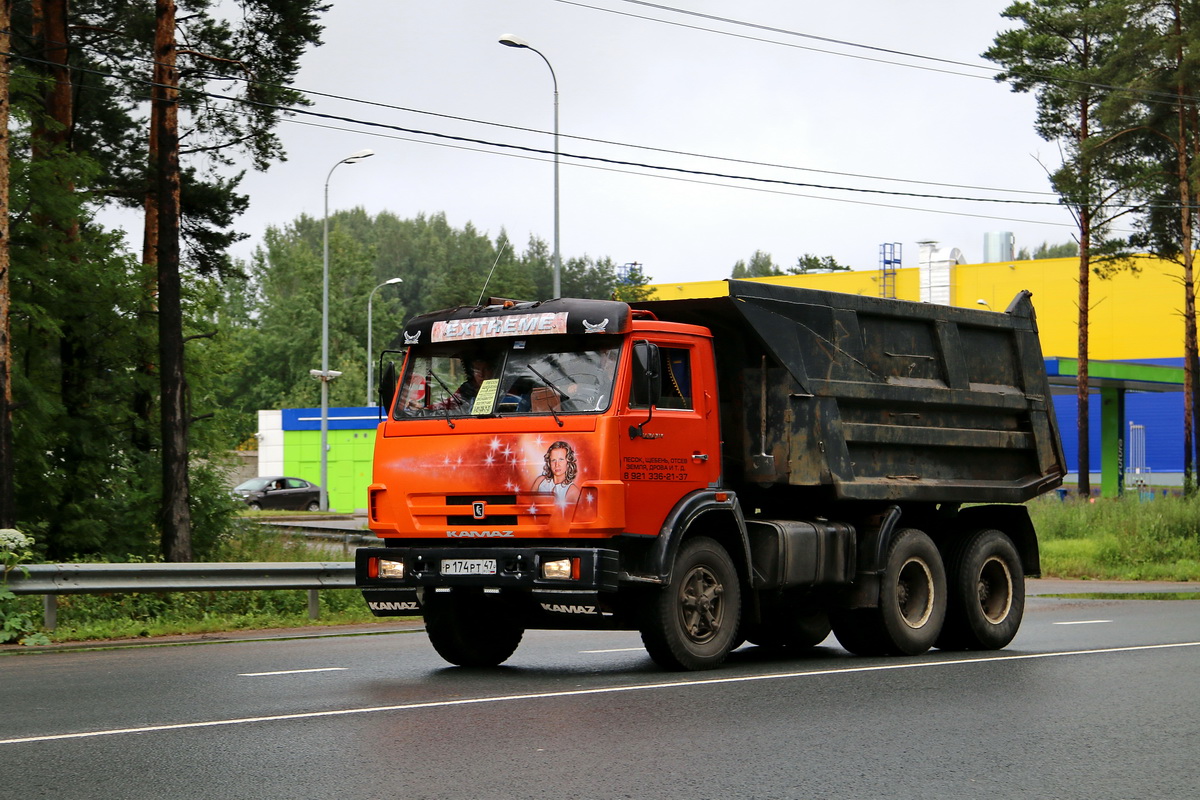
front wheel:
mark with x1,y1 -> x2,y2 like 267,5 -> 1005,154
423,590 -> 524,667
937,529 -> 1025,651
641,537 -> 742,671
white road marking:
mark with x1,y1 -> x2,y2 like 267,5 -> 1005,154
4,641 -> 1198,746
238,668 -> 349,677
1053,620 -> 1112,626
580,647 -> 645,654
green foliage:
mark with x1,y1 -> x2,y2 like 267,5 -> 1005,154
731,250 -> 849,277
731,250 -> 782,278
614,262 -> 654,302
0,530 -> 51,645
1029,495 -> 1200,580
1016,241 -> 1080,260
792,253 -> 850,273
984,4 -> 1140,260
3,3 -> 329,560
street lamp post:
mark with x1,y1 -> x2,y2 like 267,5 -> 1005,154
367,277 -> 403,406
319,148 -> 374,511
499,33 -> 560,298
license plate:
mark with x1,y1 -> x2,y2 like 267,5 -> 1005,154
441,558 -> 497,576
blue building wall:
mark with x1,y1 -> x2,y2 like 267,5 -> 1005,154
1052,392 -> 1183,476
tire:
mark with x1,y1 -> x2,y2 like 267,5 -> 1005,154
423,590 -> 524,667
247,501 -> 262,511
936,529 -> 1025,651
745,602 -> 832,649
305,500 -> 320,512
641,537 -> 742,671
832,528 -> 946,656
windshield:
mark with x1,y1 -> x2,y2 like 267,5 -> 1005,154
233,478 -> 271,492
393,335 -> 621,420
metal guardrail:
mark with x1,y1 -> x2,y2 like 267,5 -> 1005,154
5,562 -> 357,630
262,523 -> 384,551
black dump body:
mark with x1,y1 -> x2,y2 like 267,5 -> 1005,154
635,280 -> 1066,505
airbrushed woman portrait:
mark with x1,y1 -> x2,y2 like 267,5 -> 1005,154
530,440 -> 581,506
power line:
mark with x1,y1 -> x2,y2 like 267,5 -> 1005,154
5,29 -> 1057,199
568,0 -> 995,74
0,40 -> 1176,218
275,114 -> 1083,230
564,0 -> 1196,106
1,48 -> 1073,208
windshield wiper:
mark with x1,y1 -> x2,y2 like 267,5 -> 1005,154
427,372 -> 458,428
526,365 -> 565,427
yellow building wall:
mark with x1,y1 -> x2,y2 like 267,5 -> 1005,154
649,255 -> 1184,362
954,255 -> 1181,361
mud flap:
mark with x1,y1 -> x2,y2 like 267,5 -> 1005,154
362,588 -> 422,616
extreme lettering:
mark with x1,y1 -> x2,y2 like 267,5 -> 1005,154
431,312 -> 568,343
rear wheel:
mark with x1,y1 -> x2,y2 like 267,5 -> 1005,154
937,529 -> 1024,651
305,500 -> 320,512
423,590 -> 524,667
832,528 -> 946,656
641,537 -> 742,671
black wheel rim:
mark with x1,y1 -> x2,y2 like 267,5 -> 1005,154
896,556 -> 935,629
977,555 -> 1013,624
678,564 -> 725,644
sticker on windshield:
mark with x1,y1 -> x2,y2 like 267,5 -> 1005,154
470,379 -> 500,415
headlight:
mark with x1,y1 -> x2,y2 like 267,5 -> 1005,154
541,558 -> 578,580
377,559 -> 405,579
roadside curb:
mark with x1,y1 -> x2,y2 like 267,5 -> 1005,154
1028,578 -> 1200,595
0,619 -> 423,656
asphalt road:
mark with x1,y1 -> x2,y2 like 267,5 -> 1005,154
2,588 -> 1198,800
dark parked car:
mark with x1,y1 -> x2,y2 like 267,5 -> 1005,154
232,476 -> 321,512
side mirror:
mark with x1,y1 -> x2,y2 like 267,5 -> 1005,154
629,341 -> 664,440
379,360 -> 399,412
630,340 -> 662,407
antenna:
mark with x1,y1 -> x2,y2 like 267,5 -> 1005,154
477,242 -> 510,306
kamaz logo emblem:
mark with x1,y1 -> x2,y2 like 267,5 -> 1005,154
472,501 -> 486,519
368,601 -> 419,612
540,602 -> 598,615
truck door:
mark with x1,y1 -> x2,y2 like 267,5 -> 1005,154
619,337 -> 721,535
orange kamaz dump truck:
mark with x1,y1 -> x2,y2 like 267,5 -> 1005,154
356,280 -> 1065,670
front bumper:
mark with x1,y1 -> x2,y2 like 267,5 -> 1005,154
357,546 -> 623,620
357,546 -> 621,590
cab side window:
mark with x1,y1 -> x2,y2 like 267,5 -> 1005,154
660,348 -> 692,409
630,346 -> 692,409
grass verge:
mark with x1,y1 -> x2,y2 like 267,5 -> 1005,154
1029,493 -> 1200,581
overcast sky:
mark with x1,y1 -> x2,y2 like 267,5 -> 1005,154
226,0 -> 1077,286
